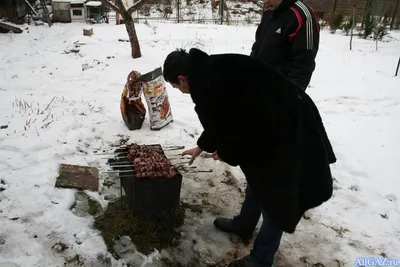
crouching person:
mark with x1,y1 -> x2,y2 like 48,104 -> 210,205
162,48 -> 336,267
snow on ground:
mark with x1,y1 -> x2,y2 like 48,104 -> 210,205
0,20 -> 399,267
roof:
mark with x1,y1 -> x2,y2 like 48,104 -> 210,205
85,1 -> 102,7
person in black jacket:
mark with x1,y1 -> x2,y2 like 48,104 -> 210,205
212,0 -> 321,265
163,48 -> 336,267
250,0 -> 320,90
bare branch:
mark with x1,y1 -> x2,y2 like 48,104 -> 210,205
101,0 -> 120,13
127,0 -> 145,15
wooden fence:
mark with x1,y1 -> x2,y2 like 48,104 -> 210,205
304,0 -> 399,17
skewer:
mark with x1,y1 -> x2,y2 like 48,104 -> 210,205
101,156 -> 126,160
102,165 -> 134,168
95,145 -> 185,150
164,147 -> 185,151
117,145 -> 185,149
95,151 -> 128,155
105,164 -> 198,169
174,161 -> 191,165
102,170 -> 134,174
107,161 -> 131,165
104,156 -> 188,161
116,169 -> 213,178
106,164 -> 198,169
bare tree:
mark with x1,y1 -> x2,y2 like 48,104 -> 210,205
101,0 -> 144,58
350,3 -> 356,50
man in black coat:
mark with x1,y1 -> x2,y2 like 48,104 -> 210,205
210,0 -> 321,265
163,48 -> 336,267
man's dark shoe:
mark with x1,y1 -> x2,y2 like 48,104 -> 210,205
213,217 -> 253,244
227,255 -> 255,267
227,255 -> 273,267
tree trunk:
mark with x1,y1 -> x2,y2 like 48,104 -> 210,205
113,0 -> 142,58
332,0 -> 338,13
125,16 -> 142,58
361,0 -> 372,30
350,4 -> 355,50
210,0 -> 216,12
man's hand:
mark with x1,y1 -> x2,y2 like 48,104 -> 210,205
182,146 -> 203,165
212,152 -> 222,161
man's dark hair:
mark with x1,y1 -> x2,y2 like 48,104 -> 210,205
163,49 -> 192,84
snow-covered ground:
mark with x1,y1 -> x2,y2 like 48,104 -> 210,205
0,20 -> 399,267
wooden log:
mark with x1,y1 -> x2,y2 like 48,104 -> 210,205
0,22 -> 23,34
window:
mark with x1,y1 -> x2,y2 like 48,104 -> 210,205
72,9 -> 83,16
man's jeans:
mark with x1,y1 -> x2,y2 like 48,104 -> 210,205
233,185 -> 283,267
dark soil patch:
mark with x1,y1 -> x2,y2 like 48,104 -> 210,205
93,196 -> 185,256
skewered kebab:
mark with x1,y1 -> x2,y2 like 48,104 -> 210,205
124,143 -> 177,178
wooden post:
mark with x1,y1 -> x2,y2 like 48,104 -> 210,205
220,0 -> 224,25
177,0 -> 180,23
395,56 -> 400,76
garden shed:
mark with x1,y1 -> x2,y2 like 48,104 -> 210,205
52,0 -> 86,23
85,1 -> 106,23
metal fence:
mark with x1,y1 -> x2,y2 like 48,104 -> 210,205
127,0 -> 264,26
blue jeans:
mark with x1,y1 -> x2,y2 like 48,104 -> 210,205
233,185 -> 283,267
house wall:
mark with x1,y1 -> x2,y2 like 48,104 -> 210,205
53,1 -> 71,10
0,0 -> 14,18
70,3 -> 86,22
0,0 -> 26,20
53,10 -> 72,22
14,0 -> 26,18
52,1 -> 72,22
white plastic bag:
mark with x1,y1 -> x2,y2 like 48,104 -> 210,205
141,67 -> 173,130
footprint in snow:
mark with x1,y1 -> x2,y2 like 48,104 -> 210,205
0,180 -> 7,192
348,185 -> 359,192
385,194 -> 397,203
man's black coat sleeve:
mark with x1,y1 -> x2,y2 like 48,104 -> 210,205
286,10 -> 319,89
194,103 -> 217,153
204,64 -> 275,167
